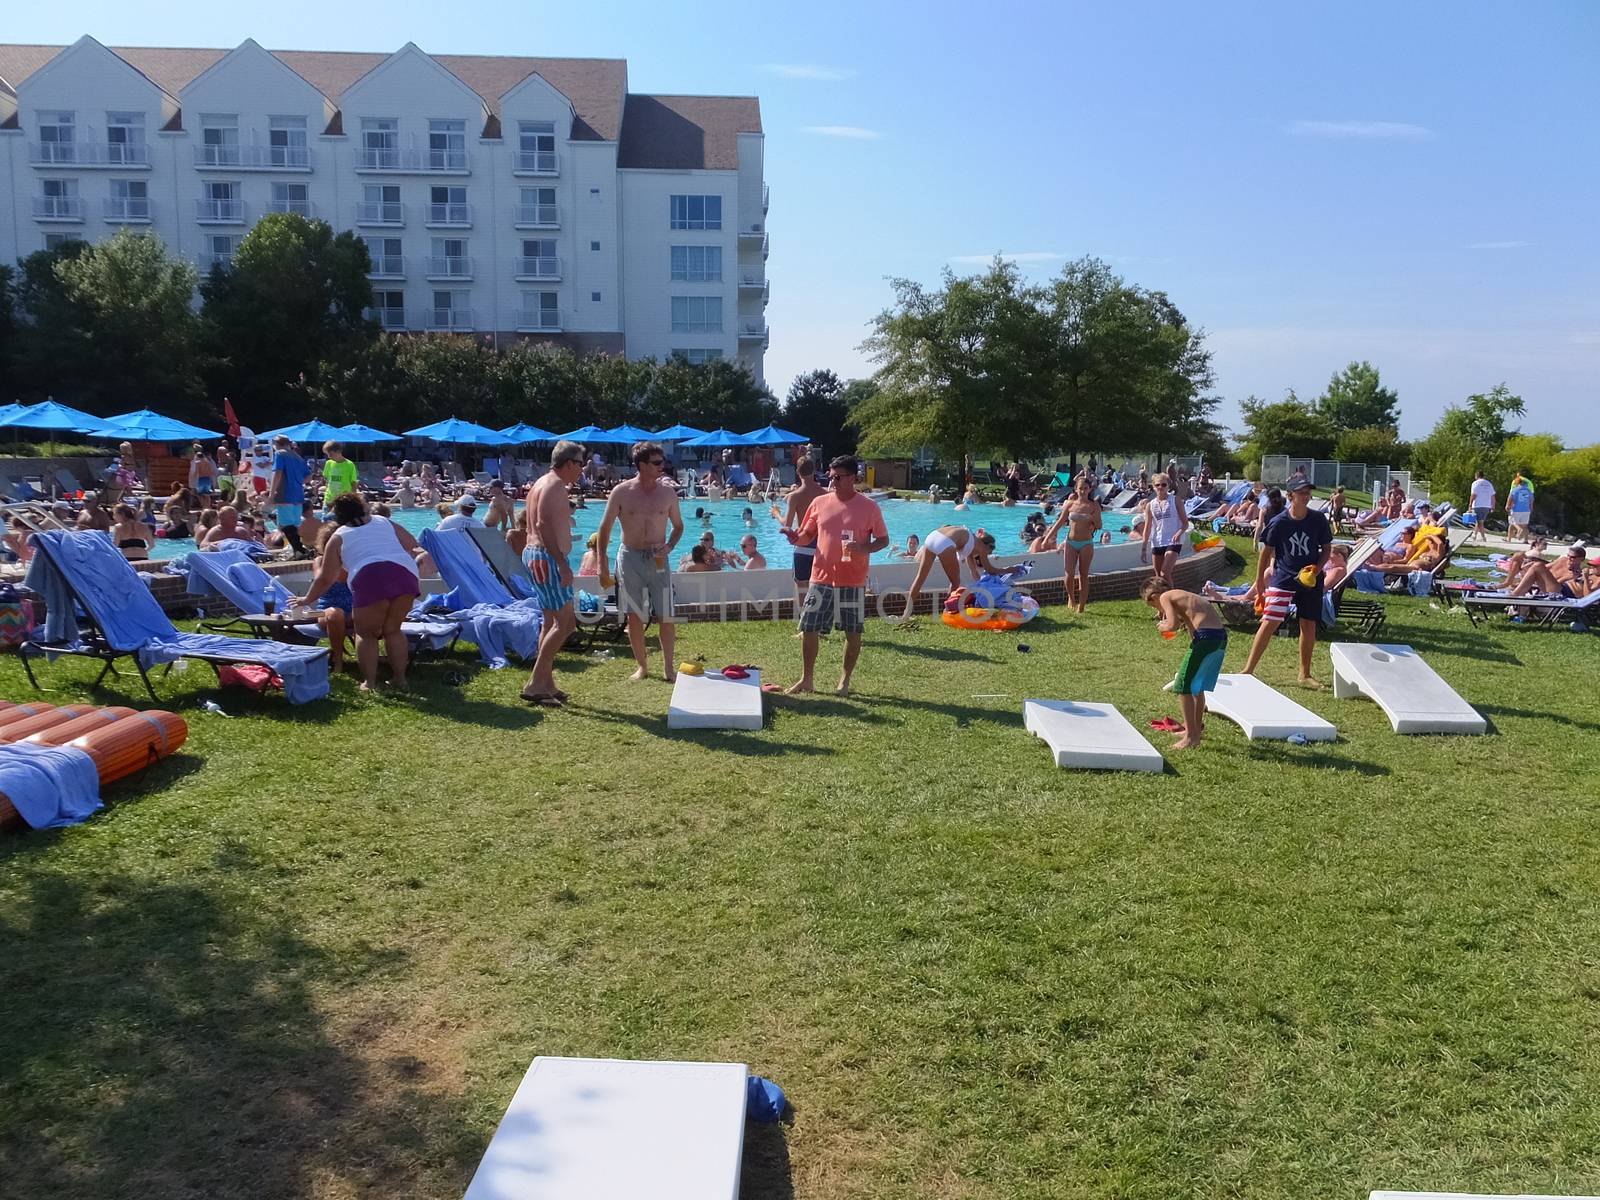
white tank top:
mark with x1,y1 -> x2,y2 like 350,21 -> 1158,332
1148,497 -> 1182,547
338,516 -> 418,579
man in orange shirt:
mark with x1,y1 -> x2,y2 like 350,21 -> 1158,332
783,456 -> 890,696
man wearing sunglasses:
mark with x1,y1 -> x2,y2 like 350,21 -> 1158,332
596,441 -> 686,681
784,455 -> 889,695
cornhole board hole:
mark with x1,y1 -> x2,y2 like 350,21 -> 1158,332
1207,674 -> 1337,741
669,669 -> 763,731
462,1057 -> 748,1200
1023,700 -> 1164,772
1330,643 -> 1487,735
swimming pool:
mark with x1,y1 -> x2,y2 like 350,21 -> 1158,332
149,497 -> 1139,565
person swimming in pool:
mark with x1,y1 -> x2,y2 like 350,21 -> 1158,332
900,525 -> 1001,616
1042,474 -> 1104,613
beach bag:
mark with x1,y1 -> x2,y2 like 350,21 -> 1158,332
0,583 -> 35,648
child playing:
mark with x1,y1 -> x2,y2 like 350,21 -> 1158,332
1143,577 -> 1227,750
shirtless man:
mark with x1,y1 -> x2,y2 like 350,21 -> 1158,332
781,455 -> 826,611
482,479 -> 516,532
520,440 -> 586,706
199,504 -> 243,547
1509,542 -> 1591,599
596,441 -> 685,681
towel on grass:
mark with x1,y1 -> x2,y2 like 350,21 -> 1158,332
0,743 -> 101,829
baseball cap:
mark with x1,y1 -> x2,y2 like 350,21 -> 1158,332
1286,474 -> 1312,492
458,497 -> 477,511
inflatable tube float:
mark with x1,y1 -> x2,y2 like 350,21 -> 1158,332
942,595 -> 1041,631
1189,529 -> 1224,551
0,702 -> 188,833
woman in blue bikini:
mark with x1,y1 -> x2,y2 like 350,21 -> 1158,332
1043,475 -> 1104,612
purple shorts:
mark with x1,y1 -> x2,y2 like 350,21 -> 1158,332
350,560 -> 419,610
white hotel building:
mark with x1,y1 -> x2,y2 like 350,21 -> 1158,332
0,37 -> 769,381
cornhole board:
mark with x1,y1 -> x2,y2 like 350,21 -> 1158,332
1023,700 -> 1164,772
462,1056 -> 748,1200
1206,674 -> 1337,741
1330,643 -> 1487,735
668,668 -> 763,731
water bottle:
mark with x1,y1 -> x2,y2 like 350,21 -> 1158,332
171,657 -> 191,673
201,699 -> 230,717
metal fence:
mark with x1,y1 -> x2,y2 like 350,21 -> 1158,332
1260,455 -> 1429,501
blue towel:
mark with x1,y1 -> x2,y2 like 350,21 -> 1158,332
138,633 -> 330,703
1223,480 -> 1253,503
443,601 -> 543,668
210,537 -> 274,561
184,548 -> 296,613
1353,568 -> 1388,594
421,527 -> 516,609
0,743 -> 102,829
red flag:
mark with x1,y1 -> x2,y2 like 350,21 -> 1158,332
222,397 -> 240,439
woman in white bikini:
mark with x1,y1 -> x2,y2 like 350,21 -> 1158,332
902,525 -> 999,615
1043,475 -> 1104,612
1140,473 -> 1188,585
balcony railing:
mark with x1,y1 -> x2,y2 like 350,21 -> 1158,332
425,256 -> 474,279
367,256 -> 406,278
737,225 -> 765,240
366,307 -> 408,330
738,273 -> 764,289
195,143 -> 311,170
516,308 -> 562,331
428,308 -> 475,331
425,148 -> 469,172
762,183 -> 769,214
103,197 -> 153,222
30,141 -> 151,167
197,198 -> 245,223
200,253 -> 234,272
513,150 -> 559,175
763,232 -> 770,260
266,198 -> 313,217
357,146 -> 422,172
514,203 -> 560,227
355,201 -> 404,225
739,322 -> 769,340
32,196 -> 84,221
425,203 -> 472,227
514,256 -> 561,280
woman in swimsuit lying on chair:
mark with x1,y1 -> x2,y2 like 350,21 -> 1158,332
1042,475 -> 1104,613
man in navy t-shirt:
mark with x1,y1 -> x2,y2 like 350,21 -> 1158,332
1240,474 -> 1334,687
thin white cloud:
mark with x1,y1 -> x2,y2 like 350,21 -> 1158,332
765,63 -> 855,82
801,124 -> 883,140
948,252 -> 1066,265
1466,240 -> 1530,250
1289,120 -> 1434,141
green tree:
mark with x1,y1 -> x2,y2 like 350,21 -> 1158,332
853,259 -> 1055,475
1316,360 -> 1400,432
1435,383 -> 1526,450
293,333 -> 497,432
580,353 -> 656,428
495,343 -> 586,431
782,369 -> 856,457
1503,433 -> 1600,535
1235,392 -> 1337,462
1332,425 -> 1409,467
640,358 -> 776,431
202,213 -> 374,427
1410,384 -> 1527,506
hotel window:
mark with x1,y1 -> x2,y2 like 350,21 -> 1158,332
205,234 -> 240,269
44,233 -> 83,251
38,111 -> 75,162
109,179 -> 149,219
672,349 -> 723,365
269,182 -> 310,215
373,290 -> 405,326
518,121 -> 556,171
362,118 -> 398,167
105,111 -> 145,163
669,194 -> 721,230
429,185 -> 468,223
200,114 -> 239,165
670,245 -> 722,282
363,237 -> 403,274
268,116 -> 307,167
519,186 -> 556,224
670,296 -> 722,333
361,183 -> 402,223
39,178 -> 79,218
521,290 -> 559,327
428,119 -> 466,169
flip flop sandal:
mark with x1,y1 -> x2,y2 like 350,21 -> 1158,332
553,688 -> 570,701
761,683 -> 786,694
1149,717 -> 1184,732
520,690 -> 564,708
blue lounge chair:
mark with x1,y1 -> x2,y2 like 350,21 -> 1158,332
415,527 -> 543,667
20,531 -> 330,703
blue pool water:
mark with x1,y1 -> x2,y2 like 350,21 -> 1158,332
150,497 -> 1139,564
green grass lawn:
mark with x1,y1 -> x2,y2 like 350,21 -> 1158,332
4,560 -> 1600,1199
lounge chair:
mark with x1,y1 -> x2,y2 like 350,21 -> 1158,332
53,469 -> 84,497
415,527 -> 543,667
463,1057 -> 749,1200
1329,643 -> 1487,734
1461,584 -> 1600,629
1023,700 -> 1165,772
464,525 -> 628,649
19,531 -> 330,703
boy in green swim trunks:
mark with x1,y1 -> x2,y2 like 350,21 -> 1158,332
1142,577 -> 1226,750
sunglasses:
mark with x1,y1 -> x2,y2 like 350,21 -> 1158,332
643,458 -> 666,467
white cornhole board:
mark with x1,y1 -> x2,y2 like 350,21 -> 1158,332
1024,700 -> 1165,772
1330,643 -> 1487,735
1206,673 -> 1337,741
462,1056 -> 748,1200
1372,1193 -> 1600,1199
668,668 -> 763,730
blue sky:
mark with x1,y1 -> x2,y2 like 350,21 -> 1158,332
11,1 -> 1598,442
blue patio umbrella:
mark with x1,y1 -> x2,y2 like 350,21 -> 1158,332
555,424 -> 624,442
91,409 -> 222,441
258,418 -> 350,443
0,403 -> 27,424
0,399 -> 102,433
678,428 -> 754,448
498,422 -> 558,444
652,423 -> 708,440
605,423 -> 656,442
403,417 -> 506,444
743,423 -> 808,445
335,422 -> 402,444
